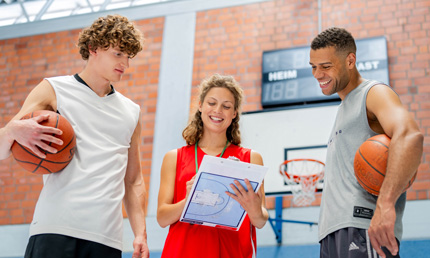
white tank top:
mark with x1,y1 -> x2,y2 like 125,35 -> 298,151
29,75 -> 140,250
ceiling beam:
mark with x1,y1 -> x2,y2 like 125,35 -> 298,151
34,0 -> 55,21
17,0 -> 30,22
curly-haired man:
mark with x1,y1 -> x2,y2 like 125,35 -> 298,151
0,15 -> 149,258
310,27 -> 423,258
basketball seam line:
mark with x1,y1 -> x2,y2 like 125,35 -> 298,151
368,139 -> 389,149
57,134 -> 76,153
14,158 -> 71,165
358,149 -> 385,178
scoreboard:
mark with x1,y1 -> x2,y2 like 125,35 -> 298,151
261,36 -> 389,107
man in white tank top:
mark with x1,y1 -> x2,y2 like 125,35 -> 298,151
309,27 -> 423,258
0,15 -> 149,258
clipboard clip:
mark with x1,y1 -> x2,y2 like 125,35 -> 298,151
227,156 -> 240,161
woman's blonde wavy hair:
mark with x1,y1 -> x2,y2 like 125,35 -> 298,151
182,74 -> 244,146
78,14 -> 144,60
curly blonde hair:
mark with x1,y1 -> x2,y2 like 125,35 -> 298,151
78,14 -> 144,60
182,74 -> 243,146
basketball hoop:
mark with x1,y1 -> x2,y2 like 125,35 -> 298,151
279,159 -> 325,206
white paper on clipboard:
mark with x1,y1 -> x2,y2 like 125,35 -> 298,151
179,155 -> 268,231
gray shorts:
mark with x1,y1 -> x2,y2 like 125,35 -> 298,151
24,234 -> 121,258
320,227 -> 400,258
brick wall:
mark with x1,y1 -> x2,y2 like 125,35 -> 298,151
0,0 -> 429,224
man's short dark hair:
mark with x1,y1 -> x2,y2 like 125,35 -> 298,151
311,27 -> 356,56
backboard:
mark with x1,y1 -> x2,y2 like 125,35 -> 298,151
240,103 -> 339,196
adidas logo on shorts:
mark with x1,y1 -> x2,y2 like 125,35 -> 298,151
349,242 -> 360,251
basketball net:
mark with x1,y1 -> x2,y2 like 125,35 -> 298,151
279,159 -> 325,207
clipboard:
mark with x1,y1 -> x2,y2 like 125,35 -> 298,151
179,155 -> 268,231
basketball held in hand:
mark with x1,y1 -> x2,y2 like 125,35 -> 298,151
11,110 -> 76,174
354,134 -> 416,196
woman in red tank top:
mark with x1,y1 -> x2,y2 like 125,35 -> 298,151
157,74 -> 269,258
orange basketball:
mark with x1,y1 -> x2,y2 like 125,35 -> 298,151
354,134 -> 416,196
11,110 -> 76,174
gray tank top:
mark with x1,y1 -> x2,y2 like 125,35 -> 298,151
318,79 -> 406,241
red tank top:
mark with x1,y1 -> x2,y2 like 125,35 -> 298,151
161,144 -> 256,258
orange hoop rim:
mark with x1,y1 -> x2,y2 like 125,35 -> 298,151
279,158 -> 325,182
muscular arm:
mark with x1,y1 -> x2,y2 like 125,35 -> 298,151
366,85 -> 423,256
123,118 -> 149,258
156,149 -> 189,228
0,80 -> 61,160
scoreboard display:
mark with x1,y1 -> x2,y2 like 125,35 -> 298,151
261,36 -> 389,107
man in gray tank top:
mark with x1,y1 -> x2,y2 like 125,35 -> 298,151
309,27 -> 423,258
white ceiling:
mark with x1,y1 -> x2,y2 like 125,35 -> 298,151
0,0 -> 172,27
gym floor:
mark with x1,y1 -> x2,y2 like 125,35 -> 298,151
123,239 -> 430,258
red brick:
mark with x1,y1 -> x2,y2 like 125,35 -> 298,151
410,30 -> 428,39
0,218 -> 10,224
416,53 -> 430,61
406,191 -> 417,200
418,86 -> 430,94
417,191 -> 428,200
11,217 -> 25,224
409,69 -> 426,78
10,209 -> 22,217
411,181 -> 430,191
404,23 -> 421,32
415,77 -> 430,86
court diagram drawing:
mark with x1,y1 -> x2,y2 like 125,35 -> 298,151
182,172 -> 258,228
192,189 -> 225,207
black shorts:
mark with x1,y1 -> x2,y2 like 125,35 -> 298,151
24,234 -> 121,258
320,227 -> 400,258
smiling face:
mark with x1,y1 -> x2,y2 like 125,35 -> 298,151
91,46 -> 130,83
199,87 -> 237,135
309,46 -> 354,99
